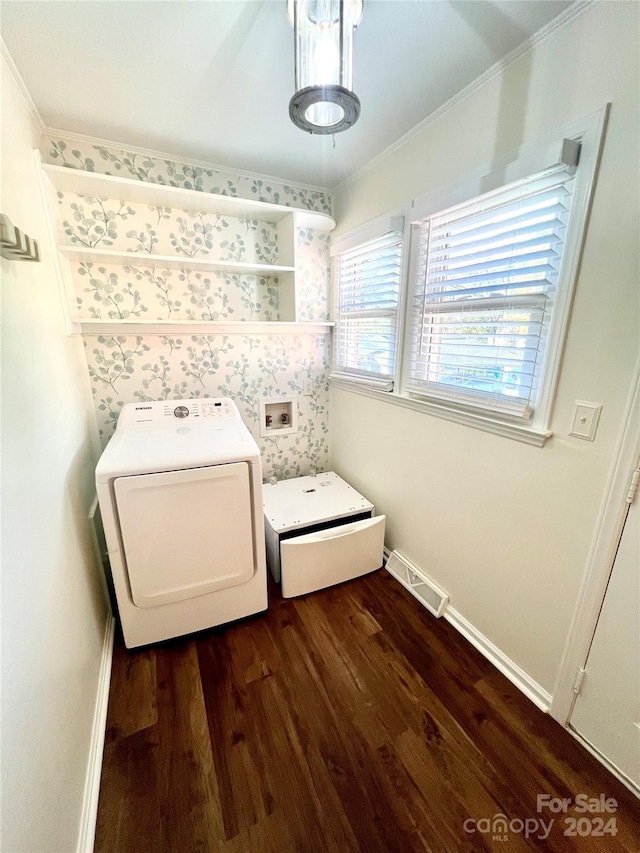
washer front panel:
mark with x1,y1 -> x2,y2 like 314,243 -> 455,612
115,462 -> 255,608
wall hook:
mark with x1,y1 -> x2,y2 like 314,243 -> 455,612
1,213 -> 41,262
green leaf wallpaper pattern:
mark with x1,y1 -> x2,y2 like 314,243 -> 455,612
73,262 -> 280,322
48,134 -> 334,481
60,197 -> 136,249
57,193 -> 280,264
44,135 -> 332,215
62,202 -> 330,324
296,227 -> 331,321
84,334 -> 331,481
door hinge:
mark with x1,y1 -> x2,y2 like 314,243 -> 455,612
573,667 -> 586,695
625,467 -> 640,504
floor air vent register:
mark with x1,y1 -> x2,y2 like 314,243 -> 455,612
385,550 -> 449,618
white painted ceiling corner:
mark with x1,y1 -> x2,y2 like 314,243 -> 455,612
2,0 -> 578,188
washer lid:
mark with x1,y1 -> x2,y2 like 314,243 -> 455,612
262,471 -> 374,532
96,418 -> 260,483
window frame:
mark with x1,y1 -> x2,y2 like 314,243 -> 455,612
330,106 -> 609,447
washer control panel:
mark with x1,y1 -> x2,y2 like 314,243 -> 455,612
117,398 -> 240,428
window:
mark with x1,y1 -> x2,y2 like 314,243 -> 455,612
330,111 -> 607,445
333,227 -> 404,389
405,162 -> 576,419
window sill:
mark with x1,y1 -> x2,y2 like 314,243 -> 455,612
329,377 -> 552,448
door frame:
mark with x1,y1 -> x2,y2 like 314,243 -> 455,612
551,361 -> 640,725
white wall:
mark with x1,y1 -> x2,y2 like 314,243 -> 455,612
1,51 -> 110,852
330,2 -> 639,695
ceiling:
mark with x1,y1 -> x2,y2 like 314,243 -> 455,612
2,0 -> 573,188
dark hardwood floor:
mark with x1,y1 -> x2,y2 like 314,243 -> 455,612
96,570 -> 640,852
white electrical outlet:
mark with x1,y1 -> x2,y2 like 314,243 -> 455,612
303,379 -> 313,396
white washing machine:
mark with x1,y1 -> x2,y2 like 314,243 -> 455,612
96,398 -> 267,648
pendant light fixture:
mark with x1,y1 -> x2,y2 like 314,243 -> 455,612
288,0 -> 363,135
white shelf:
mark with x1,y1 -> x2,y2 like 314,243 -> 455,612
39,154 -> 335,337
59,245 -> 295,276
43,163 -> 336,232
76,320 -> 334,336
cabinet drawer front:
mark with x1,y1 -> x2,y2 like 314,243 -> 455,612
280,515 -> 385,598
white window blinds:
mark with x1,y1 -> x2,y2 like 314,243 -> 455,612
333,230 -> 403,389
406,163 -> 576,418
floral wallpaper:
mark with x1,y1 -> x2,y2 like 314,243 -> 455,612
73,261 -> 280,322
85,333 -> 330,480
43,132 -> 334,481
57,191 -> 331,324
43,133 -> 332,215
57,190 -> 286,322
296,226 -> 331,322
57,193 -> 281,264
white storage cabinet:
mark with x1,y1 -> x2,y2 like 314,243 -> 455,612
263,472 -> 385,598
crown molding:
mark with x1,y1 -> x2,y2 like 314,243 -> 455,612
42,126 -> 333,196
335,1 -> 595,194
1,38 -> 45,135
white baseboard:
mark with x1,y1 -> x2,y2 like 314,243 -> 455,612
77,614 -> 115,853
568,728 -> 640,799
382,552 -> 552,713
442,606 -> 552,713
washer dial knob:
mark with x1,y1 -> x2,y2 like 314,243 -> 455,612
174,405 -> 190,419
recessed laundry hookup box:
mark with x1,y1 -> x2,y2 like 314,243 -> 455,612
263,471 -> 385,598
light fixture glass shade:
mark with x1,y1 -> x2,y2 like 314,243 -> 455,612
288,0 -> 363,134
